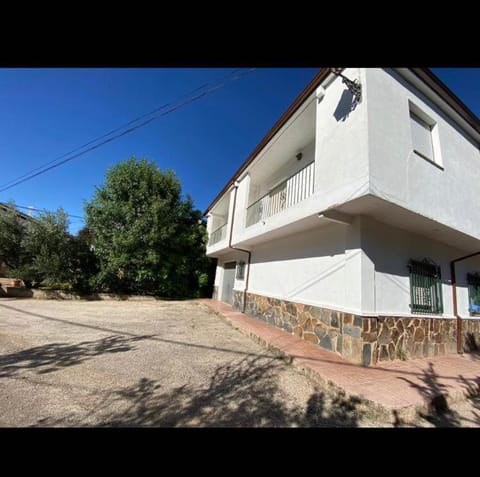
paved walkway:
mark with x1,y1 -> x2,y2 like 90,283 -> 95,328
201,299 -> 480,418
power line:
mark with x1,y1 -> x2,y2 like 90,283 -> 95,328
0,68 -> 245,190
0,68 -> 256,194
10,203 -> 84,220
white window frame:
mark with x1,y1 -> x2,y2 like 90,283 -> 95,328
409,101 -> 443,169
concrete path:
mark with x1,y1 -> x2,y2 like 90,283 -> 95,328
202,299 -> 480,418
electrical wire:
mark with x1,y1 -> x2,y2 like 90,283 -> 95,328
0,68 -> 255,194
0,68 -> 245,190
2,203 -> 84,220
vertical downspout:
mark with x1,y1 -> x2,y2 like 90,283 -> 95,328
450,251 -> 480,353
228,181 -> 251,313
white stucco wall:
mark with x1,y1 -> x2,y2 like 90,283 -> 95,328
225,68 -> 370,249
246,222 -> 364,314
361,217 -> 480,318
313,68 -> 370,208
365,68 -> 480,240
209,67 -> 480,319
214,216 -> 480,319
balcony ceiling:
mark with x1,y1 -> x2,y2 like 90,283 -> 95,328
249,99 -> 316,182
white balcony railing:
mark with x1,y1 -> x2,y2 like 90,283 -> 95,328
246,161 -> 315,227
208,223 -> 228,246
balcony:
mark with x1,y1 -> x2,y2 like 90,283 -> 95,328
246,161 -> 315,227
208,223 -> 228,246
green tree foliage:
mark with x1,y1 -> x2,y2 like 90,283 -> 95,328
68,227 -> 99,293
0,205 -> 98,290
85,157 -> 211,297
22,208 -> 72,287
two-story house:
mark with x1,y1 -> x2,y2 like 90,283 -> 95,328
205,68 -> 480,366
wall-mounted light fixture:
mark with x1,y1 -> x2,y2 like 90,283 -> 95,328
296,152 -> 303,161
331,68 -> 362,105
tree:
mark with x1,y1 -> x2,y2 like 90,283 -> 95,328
85,157 -> 210,297
19,208 -> 73,287
68,227 -> 99,293
0,204 -> 72,286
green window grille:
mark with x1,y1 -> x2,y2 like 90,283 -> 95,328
467,273 -> 480,315
408,259 -> 443,314
236,261 -> 246,280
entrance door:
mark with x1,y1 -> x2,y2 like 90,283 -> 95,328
221,262 -> 236,304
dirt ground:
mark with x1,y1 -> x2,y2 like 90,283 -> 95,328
0,298 -> 478,427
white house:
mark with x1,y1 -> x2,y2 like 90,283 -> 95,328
205,68 -> 480,366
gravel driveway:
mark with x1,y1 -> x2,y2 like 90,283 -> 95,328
1,298 -> 478,427
0,298 -> 376,427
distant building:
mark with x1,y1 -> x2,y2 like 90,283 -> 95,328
0,202 -> 33,277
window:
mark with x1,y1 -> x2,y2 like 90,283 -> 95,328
408,259 -> 443,314
467,273 -> 480,315
236,261 -> 246,280
410,110 -> 434,161
408,102 -> 443,168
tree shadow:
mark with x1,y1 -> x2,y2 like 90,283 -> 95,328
457,374 -> 480,425
34,356 -> 367,427
464,332 -> 480,360
0,334 -> 151,378
397,362 -> 464,427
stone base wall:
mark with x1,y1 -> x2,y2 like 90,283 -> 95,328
241,292 -> 480,366
212,286 -> 219,301
373,317 -> 456,363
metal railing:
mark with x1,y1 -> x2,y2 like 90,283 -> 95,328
208,223 -> 228,246
246,161 -> 315,227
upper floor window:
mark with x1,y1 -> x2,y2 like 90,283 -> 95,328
409,102 -> 443,168
408,258 -> 443,314
467,273 -> 480,315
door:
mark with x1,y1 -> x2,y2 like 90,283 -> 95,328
221,262 -> 236,305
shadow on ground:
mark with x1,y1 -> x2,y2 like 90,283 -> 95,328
33,356 -> 368,427
0,334 -> 151,378
394,361 -> 480,428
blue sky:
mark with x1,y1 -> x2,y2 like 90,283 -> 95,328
0,68 -> 478,234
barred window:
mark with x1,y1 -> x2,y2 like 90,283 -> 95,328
467,273 -> 480,315
408,259 -> 443,314
236,261 -> 246,280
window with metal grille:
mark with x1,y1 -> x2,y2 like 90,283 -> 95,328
236,261 -> 245,280
467,273 -> 480,315
408,259 -> 443,314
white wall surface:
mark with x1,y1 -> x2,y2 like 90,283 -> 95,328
247,222 -> 364,314
226,68 -> 370,249
215,216 -> 480,319
313,68 -> 370,207
365,68 -> 480,240
361,217 -> 480,318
